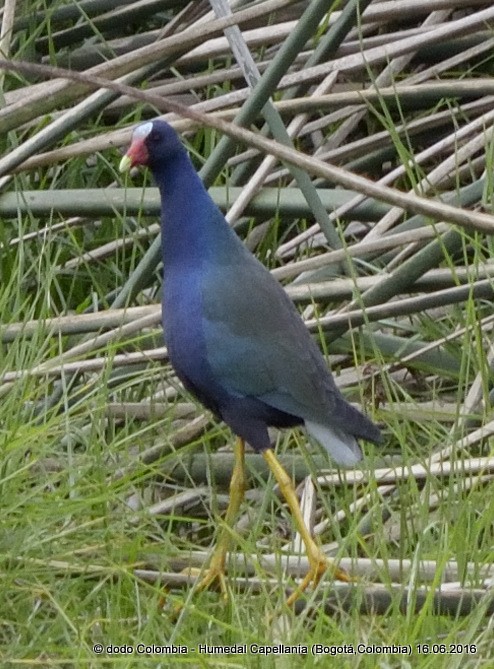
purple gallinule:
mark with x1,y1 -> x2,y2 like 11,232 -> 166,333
120,120 -> 381,605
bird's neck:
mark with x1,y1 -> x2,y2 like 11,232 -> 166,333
152,151 -> 212,267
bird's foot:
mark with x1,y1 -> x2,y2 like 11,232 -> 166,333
165,556 -> 229,618
186,558 -> 229,600
285,548 -> 350,608
261,449 -> 351,609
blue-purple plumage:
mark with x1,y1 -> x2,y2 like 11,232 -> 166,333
123,120 -> 382,465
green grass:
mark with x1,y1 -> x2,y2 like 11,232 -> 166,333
1,1 -> 494,667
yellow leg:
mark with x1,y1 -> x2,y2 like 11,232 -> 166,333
194,437 -> 246,598
262,448 -> 349,607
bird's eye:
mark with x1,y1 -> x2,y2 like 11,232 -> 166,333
148,130 -> 159,142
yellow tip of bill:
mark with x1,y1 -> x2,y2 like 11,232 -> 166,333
119,154 -> 132,173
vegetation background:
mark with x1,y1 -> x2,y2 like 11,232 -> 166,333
1,0 -> 494,666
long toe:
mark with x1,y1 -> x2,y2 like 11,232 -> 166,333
182,548 -> 230,601
285,554 -> 350,608
194,565 -> 229,600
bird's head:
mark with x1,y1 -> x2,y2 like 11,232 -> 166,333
119,120 -> 183,173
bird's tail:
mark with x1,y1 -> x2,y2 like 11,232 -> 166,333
305,399 -> 381,466
305,420 -> 363,466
